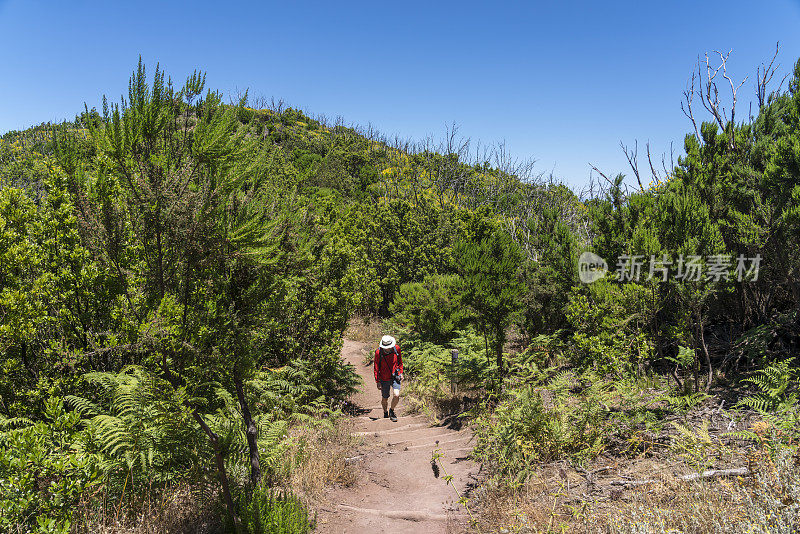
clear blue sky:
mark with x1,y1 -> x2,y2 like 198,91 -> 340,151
2,1 -> 800,189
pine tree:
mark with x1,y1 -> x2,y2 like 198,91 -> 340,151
455,221 -> 524,383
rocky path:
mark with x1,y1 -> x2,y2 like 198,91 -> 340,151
316,339 -> 479,533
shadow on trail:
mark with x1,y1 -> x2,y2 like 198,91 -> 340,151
342,400 -> 371,417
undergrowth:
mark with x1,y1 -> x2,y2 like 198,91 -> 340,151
231,487 -> 316,534
587,445 -> 800,534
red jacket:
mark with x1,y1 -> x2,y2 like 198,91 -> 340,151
374,345 -> 403,382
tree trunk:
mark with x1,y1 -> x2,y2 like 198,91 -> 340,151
699,323 -> 713,391
20,342 -> 38,380
193,410 -> 241,533
671,364 -> 685,393
495,340 -> 504,378
495,326 -> 505,388
234,364 -> 262,487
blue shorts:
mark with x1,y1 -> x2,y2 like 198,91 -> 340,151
380,380 -> 401,399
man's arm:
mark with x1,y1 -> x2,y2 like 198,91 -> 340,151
374,349 -> 380,383
395,346 -> 403,377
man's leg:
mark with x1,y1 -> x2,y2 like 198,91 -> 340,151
380,381 -> 390,417
388,386 -> 400,421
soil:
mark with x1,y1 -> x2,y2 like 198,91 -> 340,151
316,339 -> 479,534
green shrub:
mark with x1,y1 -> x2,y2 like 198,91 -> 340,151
390,274 -> 466,343
232,486 -> 316,534
0,398 -> 102,534
565,279 -> 656,377
400,329 -> 492,414
732,359 -> 799,444
473,371 -> 611,483
66,367 -> 206,496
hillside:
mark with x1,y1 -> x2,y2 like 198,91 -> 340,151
1,57 -> 799,533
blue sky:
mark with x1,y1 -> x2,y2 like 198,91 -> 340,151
1,1 -> 799,189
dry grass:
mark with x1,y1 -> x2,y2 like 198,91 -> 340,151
289,419 -> 359,499
343,315 -> 384,345
72,484 -> 221,534
466,444 -> 799,534
586,447 -> 799,534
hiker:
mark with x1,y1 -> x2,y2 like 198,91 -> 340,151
374,335 -> 403,422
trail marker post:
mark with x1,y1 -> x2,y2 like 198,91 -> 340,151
450,348 -> 459,396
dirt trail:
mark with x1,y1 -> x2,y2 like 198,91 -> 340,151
317,339 -> 479,533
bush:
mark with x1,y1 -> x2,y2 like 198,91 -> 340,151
66,367 -> 206,497
733,359 -> 799,445
232,486 -> 316,534
565,278 -> 656,377
400,329 -> 491,415
0,398 -> 102,534
472,370 -> 611,483
390,274 -> 466,343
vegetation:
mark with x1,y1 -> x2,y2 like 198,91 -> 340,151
1,49 -> 799,533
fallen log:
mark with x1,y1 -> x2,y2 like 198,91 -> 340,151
609,479 -> 658,487
680,467 -> 748,482
608,467 -> 749,488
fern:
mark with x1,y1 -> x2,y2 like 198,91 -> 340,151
734,359 -> 799,441
670,420 -> 717,473
66,366 -> 207,494
0,415 -> 34,430
738,359 -> 797,412
232,486 -> 316,534
63,395 -> 102,417
473,369 -> 613,482
658,390 -> 710,414
201,376 -> 299,486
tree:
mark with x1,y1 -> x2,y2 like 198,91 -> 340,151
390,274 -> 466,343
455,219 -> 524,383
81,58 -> 268,529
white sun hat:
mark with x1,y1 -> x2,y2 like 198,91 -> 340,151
379,335 -> 396,349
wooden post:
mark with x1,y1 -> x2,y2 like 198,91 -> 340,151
451,348 -> 459,396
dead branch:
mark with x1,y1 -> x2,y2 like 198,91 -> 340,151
717,49 -> 748,127
610,479 -> 658,487
680,467 -> 748,482
756,42 -> 786,109
693,50 -> 747,150
661,142 -> 675,178
681,69 -> 701,140
646,141 -> 666,186
699,51 -> 728,132
620,140 -> 645,192
607,467 -> 748,490
589,164 -> 614,187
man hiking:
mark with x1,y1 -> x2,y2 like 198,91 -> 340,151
374,335 -> 403,422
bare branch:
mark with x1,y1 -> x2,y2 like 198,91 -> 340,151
681,69 -> 700,140
716,49 -> 748,127
756,42 -> 781,108
589,164 -> 614,187
689,50 -> 747,150
620,140 -> 645,192
699,52 -> 727,132
646,141 -> 661,186
661,141 -> 675,178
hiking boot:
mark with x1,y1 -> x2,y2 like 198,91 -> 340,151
389,409 -> 397,422
383,411 -> 389,419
